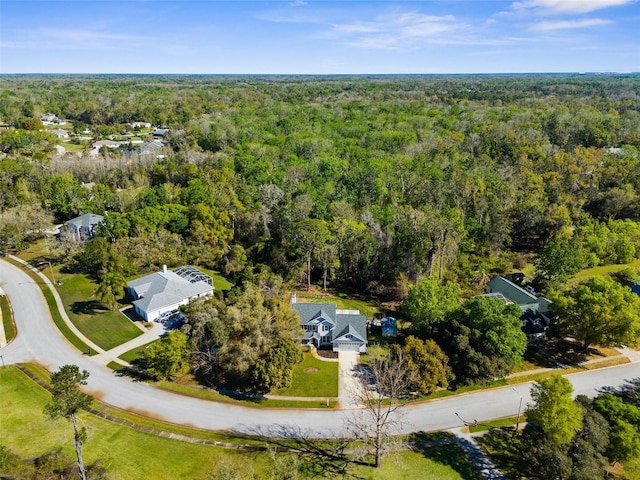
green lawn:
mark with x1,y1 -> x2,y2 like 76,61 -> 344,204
273,351 -> 339,397
1,365 -> 481,479
55,272 -> 143,351
569,259 -> 640,285
192,265 -> 233,290
119,341 -> 156,363
1,292 -> 16,343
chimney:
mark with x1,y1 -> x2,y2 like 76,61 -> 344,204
162,265 -> 168,273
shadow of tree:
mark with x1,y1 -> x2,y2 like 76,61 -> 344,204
415,441 -> 485,480
71,300 -> 108,315
243,423 -> 368,479
475,429 -> 523,477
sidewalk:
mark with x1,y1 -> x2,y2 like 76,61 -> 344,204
448,427 -> 507,480
0,287 -> 7,348
92,321 -> 165,366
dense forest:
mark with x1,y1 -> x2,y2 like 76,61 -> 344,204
2,74 -> 639,295
2,74 -> 640,385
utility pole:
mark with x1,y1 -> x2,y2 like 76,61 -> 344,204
512,387 -> 523,430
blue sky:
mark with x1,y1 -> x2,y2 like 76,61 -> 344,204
1,0 -> 638,74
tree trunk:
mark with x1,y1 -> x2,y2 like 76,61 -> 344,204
307,252 -> 311,291
71,414 -> 87,480
374,426 -> 382,468
323,267 -> 328,294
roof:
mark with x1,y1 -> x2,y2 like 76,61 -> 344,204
65,213 -> 104,230
127,270 -> 213,314
293,302 -> 366,344
486,276 -> 538,306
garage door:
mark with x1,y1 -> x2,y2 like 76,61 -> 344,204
337,342 -> 362,352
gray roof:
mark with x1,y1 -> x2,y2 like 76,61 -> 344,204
127,270 -> 213,314
293,302 -> 367,344
65,213 -> 104,230
486,276 -> 537,306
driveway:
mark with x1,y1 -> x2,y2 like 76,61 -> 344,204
1,258 -> 639,439
338,351 -> 362,409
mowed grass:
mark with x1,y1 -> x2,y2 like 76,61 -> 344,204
1,365 -> 479,479
0,366 -> 271,479
55,271 -> 143,351
569,259 -> 640,285
1,292 -> 16,343
273,352 -> 339,398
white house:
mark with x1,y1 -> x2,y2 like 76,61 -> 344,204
292,295 -> 367,353
126,265 -> 214,322
64,213 -> 104,241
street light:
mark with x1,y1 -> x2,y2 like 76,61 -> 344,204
39,261 -> 55,284
512,387 -> 523,431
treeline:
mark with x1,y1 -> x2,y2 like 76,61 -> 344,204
1,75 -> 640,295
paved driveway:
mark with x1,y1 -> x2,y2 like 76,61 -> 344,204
338,351 -> 362,409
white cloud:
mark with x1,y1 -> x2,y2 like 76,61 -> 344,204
531,18 -> 613,29
512,0 -> 634,15
289,0 -> 307,6
329,12 -> 467,49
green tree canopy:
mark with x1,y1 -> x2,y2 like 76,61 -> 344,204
399,336 -> 453,395
550,276 -> 640,350
144,330 -> 191,380
404,276 -> 460,336
526,374 -> 583,446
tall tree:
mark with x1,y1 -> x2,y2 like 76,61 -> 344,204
404,276 -> 460,336
400,336 -> 453,395
526,374 -> 583,446
94,271 -> 126,310
145,330 -> 191,380
44,365 -> 92,480
550,276 -> 640,350
348,348 -> 410,468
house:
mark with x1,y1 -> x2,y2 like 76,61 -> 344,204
291,294 -> 367,353
126,265 -> 214,322
63,213 -> 104,241
128,121 -> 151,129
485,275 -> 552,341
51,129 -> 69,138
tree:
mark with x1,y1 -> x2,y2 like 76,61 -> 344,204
434,296 -> 526,385
44,364 -> 92,480
592,393 -> 640,463
535,236 -> 584,283
526,374 -> 583,445
348,348 -> 410,468
145,330 -> 191,380
94,271 -> 126,310
550,276 -> 640,351
400,336 -> 453,395
404,276 -> 460,336
252,338 -> 303,393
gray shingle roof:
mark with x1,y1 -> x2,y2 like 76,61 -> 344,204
65,213 -> 104,230
486,276 -> 537,306
292,302 -> 367,345
128,271 -> 213,314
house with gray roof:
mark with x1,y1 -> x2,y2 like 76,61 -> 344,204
64,213 -> 104,241
292,295 -> 367,353
485,275 -> 552,341
126,265 -> 213,322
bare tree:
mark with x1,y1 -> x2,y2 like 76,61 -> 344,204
347,349 -> 410,468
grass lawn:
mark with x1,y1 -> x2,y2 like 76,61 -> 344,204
55,272 -> 143,351
1,365 -> 482,480
1,292 -> 16,343
273,351 -> 339,398
569,259 -> 640,285
118,341 -> 156,363
194,266 -> 233,291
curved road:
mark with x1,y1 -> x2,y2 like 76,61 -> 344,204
1,259 -> 639,438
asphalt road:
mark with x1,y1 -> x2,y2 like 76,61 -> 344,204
1,259 -> 639,438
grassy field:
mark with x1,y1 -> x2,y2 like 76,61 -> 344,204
272,351 -> 339,398
1,292 -> 16,343
0,365 -> 479,479
569,259 -> 640,285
